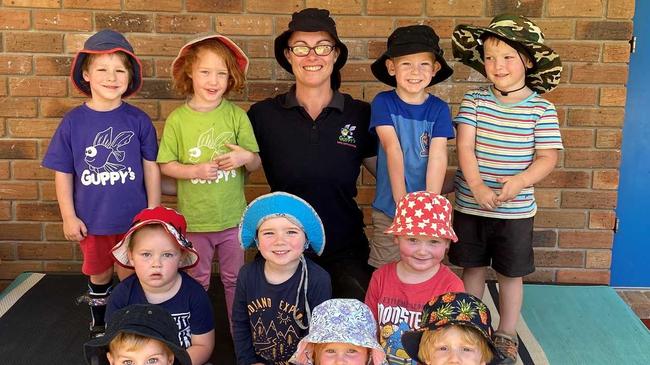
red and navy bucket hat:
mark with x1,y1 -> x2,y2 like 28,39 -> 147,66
70,29 -> 143,98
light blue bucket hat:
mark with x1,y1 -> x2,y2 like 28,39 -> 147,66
290,299 -> 386,365
239,192 -> 325,256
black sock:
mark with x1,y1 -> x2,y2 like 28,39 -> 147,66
88,281 -> 112,328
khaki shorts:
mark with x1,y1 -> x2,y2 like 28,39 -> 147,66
368,210 -> 400,268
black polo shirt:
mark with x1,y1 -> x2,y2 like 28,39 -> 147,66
248,87 -> 377,260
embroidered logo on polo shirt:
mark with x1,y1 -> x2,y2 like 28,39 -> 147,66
337,124 -> 357,148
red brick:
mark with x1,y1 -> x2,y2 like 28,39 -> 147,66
592,170 -> 619,190
9,77 -> 67,97
532,19 -> 574,40
40,98 -> 80,118
547,0 -> 603,17
0,9 -> 31,29
0,78 -> 7,97
0,261 -> 44,280
247,169 -> 267,185
488,0 -> 543,17
535,249 -> 584,268
0,55 -> 32,75
538,170 -> 590,189
571,64 -> 628,84
244,185 -> 271,202
129,101 -> 159,121
544,86 -> 598,106
246,0 -> 302,13
524,269 -> 555,283
0,223 -> 42,240
567,108 -> 625,127
607,0 -> 635,19
95,13 -> 154,33
362,166 -> 376,185
216,15 -> 273,36
564,149 -> 621,168
247,82 -> 292,102
336,17 -> 394,37
247,59 -> 273,80
155,14 -> 212,33
44,261 -> 83,273
6,32 -> 63,53
160,100 -> 184,119
599,87 -> 626,107
0,140 -> 37,159
34,11 -> 92,31
602,42 -> 631,63
15,202 -> 61,221
40,181 -> 57,200
18,242 -> 75,260
124,0 -> 182,11
244,39 -> 274,58
426,0 -> 483,16
340,62 -> 374,82
186,0 -> 242,13
559,129 -> 594,148
549,42 -> 601,63
586,250 -> 611,269
3,0 -> 60,7
368,0 -> 421,15
65,0 -> 121,9
595,129 -> 622,149
356,186 -> 375,205
0,242 -> 16,260
129,35 -> 186,56
559,230 -> 614,249
535,210 -> 585,228
561,191 -> 617,209
532,229 -> 558,248
339,84 -> 363,100
139,79 -> 174,99
45,223 -> 66,241
305,0 -> 362,14
576,21 -> 633,40
0,201 -> 11,220
557,269 -> 610,284
0,182 -> 38,200
589,210 -> 616,230
0,161 -> 9,179
395,18 -> 455,39
34,56 -> 72,76
535,189 -> 560,208
13,161 -> 53,180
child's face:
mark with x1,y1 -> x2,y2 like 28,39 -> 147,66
257,217 -> 306,270
424,326 -> 486,365
386,52 -> 441,102
396,235 -> 449,274
107,338 -> 174,365
315,343 -> 369,365
482,38 -> 533,93
189,48 -> 229,110
82,53 -> 130,107
128,226 -> 182,293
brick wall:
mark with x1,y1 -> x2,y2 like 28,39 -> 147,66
0,0 -> 635,289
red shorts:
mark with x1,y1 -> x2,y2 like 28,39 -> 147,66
79,234 -> 124,276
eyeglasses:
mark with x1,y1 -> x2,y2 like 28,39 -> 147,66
287,44 -> 335,57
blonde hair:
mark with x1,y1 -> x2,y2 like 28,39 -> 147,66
128,225 -> 186,262
313,343 -> 371,365
418,326 -> 493,364
108,332 -> 173,358
173,39 -> 246,96
82,51 -> 133,82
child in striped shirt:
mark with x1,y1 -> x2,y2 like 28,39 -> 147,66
449,15 -> 563,364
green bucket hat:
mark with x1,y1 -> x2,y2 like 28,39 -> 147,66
452,14 -> 562,94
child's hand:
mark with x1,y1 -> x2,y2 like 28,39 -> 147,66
193,160 -> 220,180
471,183 -> 499,210
496,175 -> 526,203
214,144 -> 253,171
62,216 -> 87,241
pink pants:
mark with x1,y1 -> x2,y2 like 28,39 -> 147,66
187,227 -> 244,324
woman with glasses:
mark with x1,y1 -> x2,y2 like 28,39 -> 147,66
248,8 -> 378,301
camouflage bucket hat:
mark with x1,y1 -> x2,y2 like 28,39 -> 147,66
451,14 -> 562,94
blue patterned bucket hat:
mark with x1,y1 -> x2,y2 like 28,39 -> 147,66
290,299 -> 386,365
71,29 -> 143,98
239,192 -> 325,256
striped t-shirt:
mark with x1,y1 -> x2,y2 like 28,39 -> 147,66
454,87 -> 563,219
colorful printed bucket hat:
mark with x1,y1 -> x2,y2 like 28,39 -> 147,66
239,192 -> 325,256
452,14 -> 562,94
290,299 -> 386,365
401,292 -> 497,363
84,304 -> 191,365
274,8 -> 348,90
112,206 -> 199,269
70,29 -> 143,98
172,33 -> 249,83
384,191 -> 458,242
371,25 -> 453,87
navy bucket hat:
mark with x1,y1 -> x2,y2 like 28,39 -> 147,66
71,29 -> 143,98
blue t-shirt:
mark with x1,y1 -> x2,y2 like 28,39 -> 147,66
370,90 -> 454,218
106,271 -> 214,348
232,257 -> 332,365
42,102 -> 158,234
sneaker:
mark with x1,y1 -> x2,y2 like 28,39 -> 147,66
492,331 -> 518,365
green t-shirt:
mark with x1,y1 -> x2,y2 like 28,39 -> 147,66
157,100 -> 259,232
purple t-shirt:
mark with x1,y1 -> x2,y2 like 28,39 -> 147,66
42,102 -> 158,234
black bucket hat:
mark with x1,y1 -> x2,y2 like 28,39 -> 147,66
371,25 -> 453,87
84,304 -> 191,365
71,29 -> 143,98
274,8 -> 348,90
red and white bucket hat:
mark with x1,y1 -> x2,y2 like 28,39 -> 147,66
112,206 -> 199,269
171,33 -> 249,82
385,191 -> 458,242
